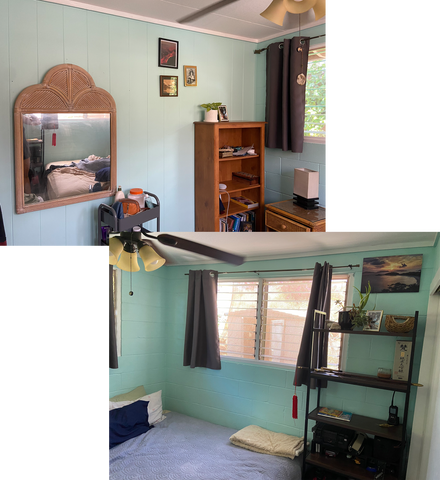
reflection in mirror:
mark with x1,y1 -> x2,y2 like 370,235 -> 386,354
14,63 -> 116,214
22,113 -> 111,204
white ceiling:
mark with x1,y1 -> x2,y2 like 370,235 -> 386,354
147,232 -> 438,266
41,0 -> 325,42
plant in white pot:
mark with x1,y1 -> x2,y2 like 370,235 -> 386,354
201,102 -> 222,122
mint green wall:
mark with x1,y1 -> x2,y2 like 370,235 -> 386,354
109,267 -> 168,398
110,242 -> 436,442
0,0 -> 259,245
1,0 -> 326,244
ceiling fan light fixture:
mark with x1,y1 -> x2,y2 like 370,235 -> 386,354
139,245 -> 166,272
283,0 -> 318,15
116,245 -> 140,272
311,0 -> 325,20
260,0 -> 287,26
109,236 -> 124,265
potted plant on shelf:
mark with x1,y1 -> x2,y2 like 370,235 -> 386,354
335,299 -> 352,330
200,102 -> 222,122
335,282 -> 372,330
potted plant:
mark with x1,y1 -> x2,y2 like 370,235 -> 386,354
349,282 -> 372,329
335,282 -> 372,330
201,102 -> 222,122
335,299 -> 352,330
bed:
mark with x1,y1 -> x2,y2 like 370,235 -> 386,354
44,155 -> 110,199
109,410 -> 303,480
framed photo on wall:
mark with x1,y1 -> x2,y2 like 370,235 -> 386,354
158,38 -> 178,69
160,76 -> 178,97
184,65 -> 197,86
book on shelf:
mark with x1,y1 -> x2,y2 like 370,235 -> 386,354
232,171 -> 259,185
231,195 -> 259,209
317,407 -> 352,422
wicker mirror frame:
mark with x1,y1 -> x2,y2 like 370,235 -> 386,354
14,63 -> 117,214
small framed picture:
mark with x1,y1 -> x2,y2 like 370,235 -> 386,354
184,65 -> 197,86
364,310 -> 384,331
158,38 -> 178,69
160,76 -> 178,97
240,221 -> 253,232
218,105 -> 229,122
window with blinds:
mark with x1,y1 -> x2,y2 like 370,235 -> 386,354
217,280 -> 259,359
305,46 -> 326,140
217,275 -> 348,368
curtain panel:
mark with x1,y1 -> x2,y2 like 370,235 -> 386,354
109,265 -> 118,369
265,36 -> 310,153
184,270 -> 221,370
294,261 -> 332,388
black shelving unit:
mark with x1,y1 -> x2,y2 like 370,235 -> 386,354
303,311 -> 419,480
98,191 -> 160,245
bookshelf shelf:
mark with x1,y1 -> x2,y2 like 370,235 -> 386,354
304,312 -> 419,480
194,121 -> 265,232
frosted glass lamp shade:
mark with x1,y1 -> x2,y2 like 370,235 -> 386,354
117,250 -> 140,272
139,245 -> 166,272
109,237 -> 123,265
260,0 -> 287,26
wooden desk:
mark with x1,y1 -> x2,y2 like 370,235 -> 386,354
265,200 -> 326,232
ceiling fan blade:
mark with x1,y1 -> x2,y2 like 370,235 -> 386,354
154,233 -> 245,266
177,0 -> 239,24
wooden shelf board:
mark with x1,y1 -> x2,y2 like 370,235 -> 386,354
219,203 -> 259,218
219,181 -> 260,194
308,408 -> 403,441
310,371 -> 409,392
218,154 -> 260,162
315,328 -> 413,337
306,453 -> 398,480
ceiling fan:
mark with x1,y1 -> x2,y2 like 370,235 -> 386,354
109,227 -> 245,274
177,0 -> 325,26
178,0 -> 239,24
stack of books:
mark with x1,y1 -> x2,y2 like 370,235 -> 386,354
219,148 -> 234,158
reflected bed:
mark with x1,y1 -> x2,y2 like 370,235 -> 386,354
44,156 -> 110,200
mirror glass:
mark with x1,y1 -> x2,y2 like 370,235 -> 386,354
22,113 -> 111,204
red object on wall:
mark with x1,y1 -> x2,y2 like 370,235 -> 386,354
52,133 -> 56,146
292,384 -> 298,419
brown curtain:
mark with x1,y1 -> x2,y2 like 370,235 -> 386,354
265,36 -> 310,153
109,265 -> 118,369
183,270 -> 221,370
294,262 -> 332,388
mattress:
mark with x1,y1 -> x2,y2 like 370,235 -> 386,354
109,411 -> 302,480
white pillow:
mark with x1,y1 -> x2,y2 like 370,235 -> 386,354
109,390 -> 165,425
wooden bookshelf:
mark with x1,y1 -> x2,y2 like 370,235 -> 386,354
194,121 -> 265,231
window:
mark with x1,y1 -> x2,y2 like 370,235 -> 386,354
217,274 -> 348,368
305,46 -> 326,141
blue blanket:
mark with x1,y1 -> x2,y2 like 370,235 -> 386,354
109,411 -> 302,480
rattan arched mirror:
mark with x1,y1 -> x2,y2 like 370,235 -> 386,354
14,64 -> 116,214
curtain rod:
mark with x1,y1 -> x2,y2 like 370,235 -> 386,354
185,264 -> 360,276
253,34 -> 325,54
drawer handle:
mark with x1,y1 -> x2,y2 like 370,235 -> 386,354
281,224 -> 287,230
